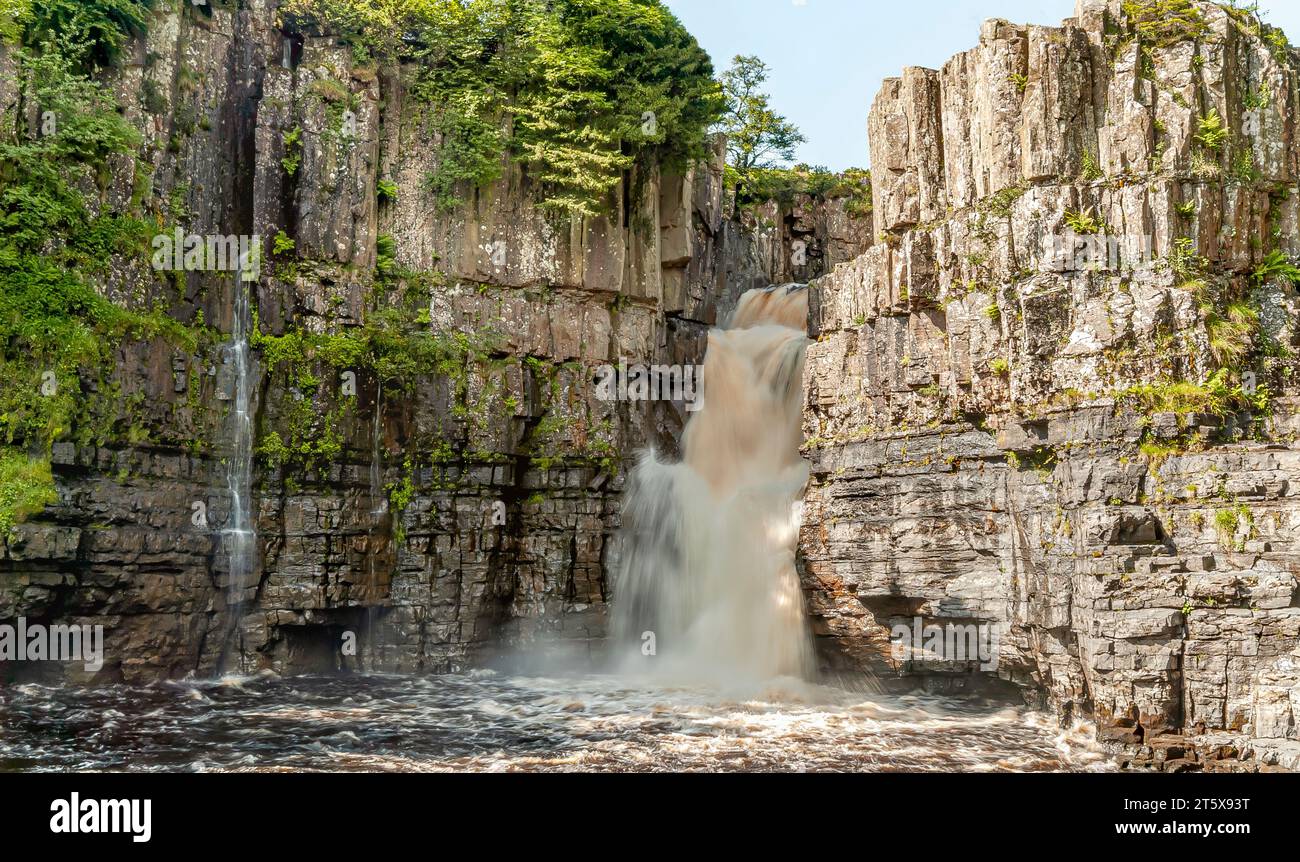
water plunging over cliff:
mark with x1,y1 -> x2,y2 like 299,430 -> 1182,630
369,391 -> 387,518
363,387 -> 388,670
221,273 -> 257,666
612,284 -> 814,685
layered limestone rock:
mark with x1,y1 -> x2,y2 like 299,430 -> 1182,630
802,0 -> 1300,770
0,2 -> 869,681
730,192 -> 874,290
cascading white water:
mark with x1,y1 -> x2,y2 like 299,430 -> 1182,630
612,284 -> 814,686
221,271 -> 257,667
364,386 -> 387,670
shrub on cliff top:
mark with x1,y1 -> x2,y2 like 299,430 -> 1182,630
734,163 -> 872,214
280,0 -> 723,218
1122,0 -> 1209,48
1221,2 -> 1294,63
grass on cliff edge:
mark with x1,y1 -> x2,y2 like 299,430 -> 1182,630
1121,367 -> 1269,424
0,448 -> 56,538
1122,0 -> 1209,48
1122,1 -> 1293,63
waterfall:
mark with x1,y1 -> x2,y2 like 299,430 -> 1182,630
365,386 -> 386,670
612,284 -> 814,685
370,389 -> 387,517
221,270 -> 257,670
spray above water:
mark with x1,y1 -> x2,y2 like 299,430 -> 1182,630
612,284 -> 814,686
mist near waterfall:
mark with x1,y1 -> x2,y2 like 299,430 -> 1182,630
611,284 -> 815,687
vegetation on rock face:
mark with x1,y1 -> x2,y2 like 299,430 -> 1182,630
1063,208 -> 1103,235
1121,0 -> 1209,48
1214,503 -> 1254,550
0,0 -> 195,536
8,0 -> 153,69
251,284 -> 501,476
279,0 -> 724,218
0,447 -> 57,538
1123,369 -> 1242,416
1158,221 -> 1294,428
1194,110 -> 1228,152
738,163 -> 872,214
1252,248 -> 1300,287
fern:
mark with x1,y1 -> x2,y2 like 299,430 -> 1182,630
1064,208 -> 1102,235
1252,249 -> 1300,286
1195,110 -> 1228,151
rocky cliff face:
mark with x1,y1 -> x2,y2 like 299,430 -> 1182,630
0,1 -> 869,681
6,0 -> 1292,774
801,0 -> 1300,770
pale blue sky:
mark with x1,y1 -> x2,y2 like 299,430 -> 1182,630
666,0 -> 1300,170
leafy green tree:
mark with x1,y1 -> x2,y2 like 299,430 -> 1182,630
281,0 -> 723,217
716,54 -> 805,190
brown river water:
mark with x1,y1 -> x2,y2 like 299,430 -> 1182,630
0,672 -> 1111,772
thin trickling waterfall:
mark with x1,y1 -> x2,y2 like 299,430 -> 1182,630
364,386 -> 386,670
221,271 -> 257,670
612,284 -> 814,686
369,389 -> 387,517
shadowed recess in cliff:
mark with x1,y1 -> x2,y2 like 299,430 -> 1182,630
612,284 -> 814,686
